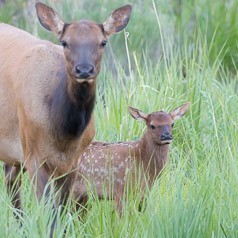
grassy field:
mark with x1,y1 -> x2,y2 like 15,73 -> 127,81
0,0 -> 238,237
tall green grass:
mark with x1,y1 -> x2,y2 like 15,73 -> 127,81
2,0 -> 237,72
0,0 -> 238,237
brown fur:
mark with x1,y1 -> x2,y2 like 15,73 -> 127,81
72,103 -> 190,213
0,1 -> 132,227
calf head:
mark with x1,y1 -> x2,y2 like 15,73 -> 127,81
128,102 -> 190,145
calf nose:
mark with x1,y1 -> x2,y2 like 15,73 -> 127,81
75,63 -> 94,79
161,132 -> 173,141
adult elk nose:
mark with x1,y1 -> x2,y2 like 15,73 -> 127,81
160,132 -> 173,141
75,63 -> 94,79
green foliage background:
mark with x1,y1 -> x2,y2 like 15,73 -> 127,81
0,0 -> 237,237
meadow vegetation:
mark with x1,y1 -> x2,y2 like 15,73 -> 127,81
0,0 -> 237,237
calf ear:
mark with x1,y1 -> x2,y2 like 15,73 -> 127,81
128,106 -> 148,122
103,5 -> 132,36
36,2 -> 64,38
170,102 -> 190,121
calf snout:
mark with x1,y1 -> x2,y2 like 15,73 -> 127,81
75,63 -> 94,79
160,132 -> 173,141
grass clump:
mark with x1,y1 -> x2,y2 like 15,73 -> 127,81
0,0 -> 237,237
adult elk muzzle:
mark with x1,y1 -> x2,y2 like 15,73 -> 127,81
75,63 -> 94,79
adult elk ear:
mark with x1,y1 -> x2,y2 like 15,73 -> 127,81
36,2 -> 64,39
170,102 -> 190,121
103,5 -> 132,36
128,106 -> 148,123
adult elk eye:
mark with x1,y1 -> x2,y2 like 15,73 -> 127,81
171,123 -> 174,128
61,41 -> 68,48
100,40 -> 107,47
150,125 -> 156,130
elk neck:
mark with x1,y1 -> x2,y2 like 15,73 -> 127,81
138,131 -> 170,182
48,73 -> 96,143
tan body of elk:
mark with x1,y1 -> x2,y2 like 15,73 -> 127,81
0,1 -> 131,220
72,103 -> 190,213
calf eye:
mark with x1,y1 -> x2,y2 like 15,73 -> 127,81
100,40 -> 107,47
171,123 -> 174,128
150,125 -> 156,130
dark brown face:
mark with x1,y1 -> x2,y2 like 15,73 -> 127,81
60,20 -> 107,83
146,112 -> 174,145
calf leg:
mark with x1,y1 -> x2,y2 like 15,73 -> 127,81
114,185 -> 124,217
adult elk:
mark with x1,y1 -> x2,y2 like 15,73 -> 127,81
72,102 -> 190,214
0,1 -> 131,222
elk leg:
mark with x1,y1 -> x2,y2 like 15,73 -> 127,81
114,197 -> 123,217
26,161 -> 57,238
55,170 -> 76,206
4,163 -> 23,218
114,186 -> 124,217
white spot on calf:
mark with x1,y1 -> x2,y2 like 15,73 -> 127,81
114,167 -> 119,174
119,161 -> 124,169
115,178 -> 124,185
125,157 -> 130,163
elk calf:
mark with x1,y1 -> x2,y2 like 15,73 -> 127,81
72,102 -> 190,213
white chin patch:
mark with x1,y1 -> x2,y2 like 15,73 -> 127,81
76,78 -> 94,83
161,140 -> 172,145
